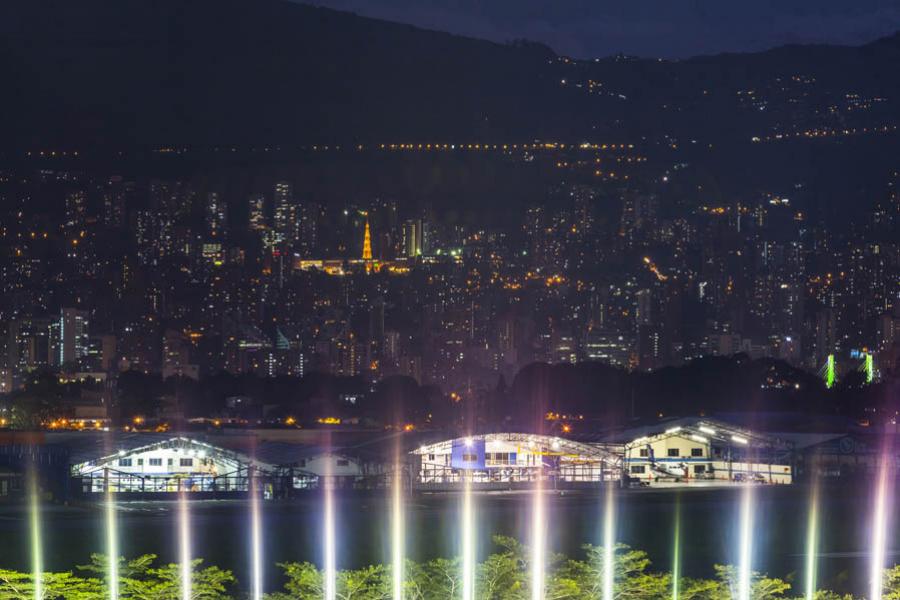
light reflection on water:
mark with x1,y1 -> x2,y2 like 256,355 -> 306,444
2,485 -> 892,596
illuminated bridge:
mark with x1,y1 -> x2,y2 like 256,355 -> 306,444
410,433 -> 622,490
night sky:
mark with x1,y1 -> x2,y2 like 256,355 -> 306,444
305,0 -> 900,58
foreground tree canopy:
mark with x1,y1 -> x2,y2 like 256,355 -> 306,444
0,537 -> 893,599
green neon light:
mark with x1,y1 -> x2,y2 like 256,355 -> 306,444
865,353 -> 875,384
825,354 -> 836,389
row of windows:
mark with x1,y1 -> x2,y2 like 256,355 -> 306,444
485,452 -> 514,465
121,457 -> 353,469
297,458 -> 350,468
637,448 -> 704,458
118,457 -> 201,467
631,465 -> 707,474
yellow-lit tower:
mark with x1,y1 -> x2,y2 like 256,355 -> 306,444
362,219 -> 373,261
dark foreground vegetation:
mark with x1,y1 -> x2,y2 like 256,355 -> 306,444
1,536 -> 897,599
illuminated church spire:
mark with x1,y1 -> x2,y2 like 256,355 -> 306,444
362,219 -> 373,260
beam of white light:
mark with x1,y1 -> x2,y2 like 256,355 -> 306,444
105,470 -> 119,600
461,473 -> 475,600
870,453 -> 891,600
250,470 -> 263,600
179,487 -> 192,600
672,497 -> 681,600
531,473 -> 545,600
804,484 -> 819,600
324,470 -> 336,600
29,472 -> 43,600
603,484 -> 615,600
392,461 -> 404,600
738,484 -> 753,600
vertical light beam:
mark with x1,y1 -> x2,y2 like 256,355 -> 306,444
672,496 -> 681,600
250,469 -> 263,600
870,451 -> 890,600
392,461 -> 404,600
804,484 -> 819,600
178,486 -> 192,600
105,469 -> 119,600
324,471 -> 336,600
29,471 -> 43,600
603,484 -> 615,600
738,483 -> 754,600
531,471 -> 545,600
461,473 -> 475,600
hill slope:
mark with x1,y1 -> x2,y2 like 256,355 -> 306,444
0,0 -> 584,148
1,0 -> 898,149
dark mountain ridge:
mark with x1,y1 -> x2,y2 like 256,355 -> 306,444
1,0 -> 898,150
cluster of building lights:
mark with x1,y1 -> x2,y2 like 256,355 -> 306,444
751,123 -> 897,143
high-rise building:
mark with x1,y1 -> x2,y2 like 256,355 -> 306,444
876,312 -> 898,351
162,329 -> 199,380
583,329 -> 633,368
638,325 -> 665,371
273,181 -> 297,245
298,203 -> 320,257
65,190 -> 87,228
102,176 -> 132,229
248,193 -> 267,231
98,334 -> 117,372
814,308 -> 838,367
403,219 -> 424,258
58,308 -> 90,366
206,192 -> 227,238
635,288 -> 654,328
7,317 -> 54,373
134,210 -> 158,265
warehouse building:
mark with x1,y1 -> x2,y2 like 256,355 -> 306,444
411,432 -> 622,490
618,418 -> 793,485
68,434 -> 387,496
71,435 -> 275,494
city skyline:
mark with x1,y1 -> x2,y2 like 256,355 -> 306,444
1,3 -> 899,599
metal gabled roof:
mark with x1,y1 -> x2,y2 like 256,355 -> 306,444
619,417 -> 790,450
69,435 -> 277,473
411,432 -> 622,466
